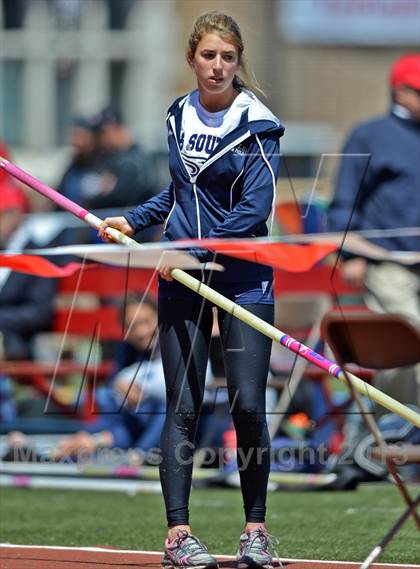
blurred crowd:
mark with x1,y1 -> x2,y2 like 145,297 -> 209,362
1,53 -> 419,485
57,106 -> 163,244
59,107 -> 156,211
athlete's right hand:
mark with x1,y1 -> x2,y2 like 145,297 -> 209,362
98,216 -> 135,242
159,264 -> 175,282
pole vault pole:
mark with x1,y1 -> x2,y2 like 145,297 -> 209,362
1,157 -> 419,428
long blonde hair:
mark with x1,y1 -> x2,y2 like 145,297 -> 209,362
187,11 -> 264,97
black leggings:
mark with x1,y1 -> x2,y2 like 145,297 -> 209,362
158,297 -> 274,527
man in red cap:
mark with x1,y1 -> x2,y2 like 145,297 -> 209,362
327,53 -> 420,297
389,53 -> 420,121
325,54 -> 420,479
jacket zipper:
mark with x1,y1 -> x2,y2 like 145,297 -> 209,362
192,182 -> 202,239
168,114 -> 252,240
230,167 -> 244,211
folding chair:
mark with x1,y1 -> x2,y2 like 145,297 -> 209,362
321,310 -> 420,568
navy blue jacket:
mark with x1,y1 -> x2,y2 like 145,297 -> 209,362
125,91 -> 285,284
327,112 -> 420,254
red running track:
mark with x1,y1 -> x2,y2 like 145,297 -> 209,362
0,545 -> 419,569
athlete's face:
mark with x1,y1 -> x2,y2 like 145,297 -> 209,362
189,33 -> 240,97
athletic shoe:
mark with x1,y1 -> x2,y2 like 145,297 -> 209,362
161,529 -> 219,569
236,527 -> 281,569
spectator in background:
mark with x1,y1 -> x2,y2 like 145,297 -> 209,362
56,116 -> 101,244
326,53 -> 420,410
49,294 -> 167,459
84,106 -> 156,211
108,292 -> 160,380
0,140 -> 57,361
0,140 -> 28,236
326,55 -> 420,484
58,116 -> 100,205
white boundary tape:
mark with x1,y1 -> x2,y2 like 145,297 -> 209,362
0,474 -> 162,494
0,544 -> 418,567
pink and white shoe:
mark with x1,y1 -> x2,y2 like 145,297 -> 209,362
236,527 -> 281,569
161,530 -> 219,569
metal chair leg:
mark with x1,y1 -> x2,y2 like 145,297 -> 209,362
359,494 -> 420,569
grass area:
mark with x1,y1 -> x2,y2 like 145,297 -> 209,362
0,484 -> 419,564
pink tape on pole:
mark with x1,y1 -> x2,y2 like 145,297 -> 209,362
279,333 -> 341,378
0,158 -> 89,220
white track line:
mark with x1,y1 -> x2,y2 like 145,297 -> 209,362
0,475 -> 161,493
0,544 -> 418,567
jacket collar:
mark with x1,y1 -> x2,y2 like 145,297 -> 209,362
167,91 -> 284,161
